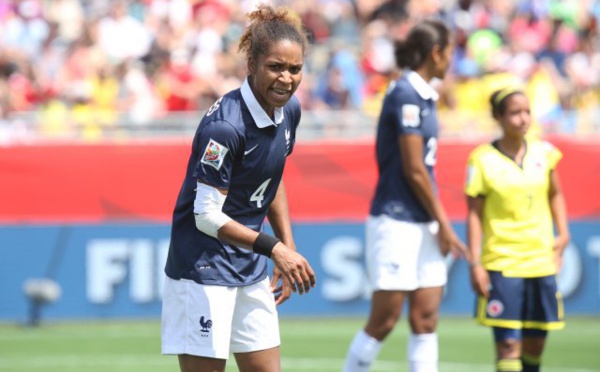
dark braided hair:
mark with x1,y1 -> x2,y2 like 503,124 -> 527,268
394,19 -> 450,70
238,4 -> 309,63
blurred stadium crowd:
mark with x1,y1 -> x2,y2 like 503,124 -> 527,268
0,0 -> 598,141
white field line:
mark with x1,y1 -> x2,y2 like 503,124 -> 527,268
279,358 -> 599,372
0,355 -> 597,372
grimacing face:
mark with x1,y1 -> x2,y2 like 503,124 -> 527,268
248,39 -> 304,117
499,93 -> 531,138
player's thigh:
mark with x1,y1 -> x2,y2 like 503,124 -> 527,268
161,277 -> 236,360
365,215 -> 422,291
365,290 -> 405,340
235,347 -> 280,372
230,278 -> 281,355
179,354 -> 227,372
408,286 -> 443,333
408,286 -> 443,317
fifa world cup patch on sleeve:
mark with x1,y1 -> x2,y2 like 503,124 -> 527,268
402,104 -> 420,127
201,138 -> 229,171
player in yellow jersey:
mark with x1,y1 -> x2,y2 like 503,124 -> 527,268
464,88 -> 570,372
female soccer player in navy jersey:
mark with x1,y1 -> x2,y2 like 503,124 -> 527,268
343,20 -> 467,372
161,4 -> 316,372
465,89 -> 569,372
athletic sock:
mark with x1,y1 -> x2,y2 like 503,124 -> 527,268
342,329 -> 382,372
408,332 -> 438,372
496,358 -> 523,372
521,353 -> 541,372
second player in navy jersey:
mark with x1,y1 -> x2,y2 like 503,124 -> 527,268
344,20 -> 467,372
161,5 -> 315,372
370,71 -> 440,222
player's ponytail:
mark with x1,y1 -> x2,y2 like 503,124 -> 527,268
394,20 -> 450,70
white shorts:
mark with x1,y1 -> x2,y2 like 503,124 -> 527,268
365,215 -> 447,291
161,277 -> 280,359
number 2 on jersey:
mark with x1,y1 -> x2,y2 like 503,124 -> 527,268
424,137 -> 438,166
250,179 -> 271,208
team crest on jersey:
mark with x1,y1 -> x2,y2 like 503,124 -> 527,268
199,315 -> 213,333
487,299 -> 504,317
402,104 -> 420,127
201,139 -> 229,170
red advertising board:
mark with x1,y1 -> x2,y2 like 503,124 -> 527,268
0,136 -> 598,223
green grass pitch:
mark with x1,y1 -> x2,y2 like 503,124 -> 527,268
0,317 -> 598,371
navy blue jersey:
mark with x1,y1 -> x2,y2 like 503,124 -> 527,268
165,79 -> 300,286
370,71 -> 439,222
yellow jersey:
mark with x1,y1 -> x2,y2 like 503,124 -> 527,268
465,140 -> 562,277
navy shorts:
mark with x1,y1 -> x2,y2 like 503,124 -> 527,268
475,271 -> 565,331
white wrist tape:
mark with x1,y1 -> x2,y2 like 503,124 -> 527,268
194,182 -> 232,238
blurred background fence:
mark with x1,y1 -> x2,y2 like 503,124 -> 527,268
1,106 -> 599,144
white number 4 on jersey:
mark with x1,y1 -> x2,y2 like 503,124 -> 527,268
250,179 -> 271,208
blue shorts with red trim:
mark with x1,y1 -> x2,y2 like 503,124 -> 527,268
475,271 -> 565,331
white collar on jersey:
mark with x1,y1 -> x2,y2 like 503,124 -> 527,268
406,70 -> 439,101
241,78 -> 284,128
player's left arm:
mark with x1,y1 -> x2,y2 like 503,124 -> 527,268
267,180 -> 316,304
548,169 -> 570,271
400,134 -> 467,258
267,180 -> 295,251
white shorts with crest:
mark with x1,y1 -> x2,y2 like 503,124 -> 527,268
161,276 -> 280,359
366,215 -> 447,291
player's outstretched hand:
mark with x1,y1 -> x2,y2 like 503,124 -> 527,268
469,264 -> 490,298
438,222 -> 469,259
553,234 -> 569,273
270,243 -> 316,305
270,266 -> 291,305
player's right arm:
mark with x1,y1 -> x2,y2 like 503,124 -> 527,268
466,195 -> 489,298
465,150 -> 489,297
193,181 -> 314,296
266,180 -> 315,303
